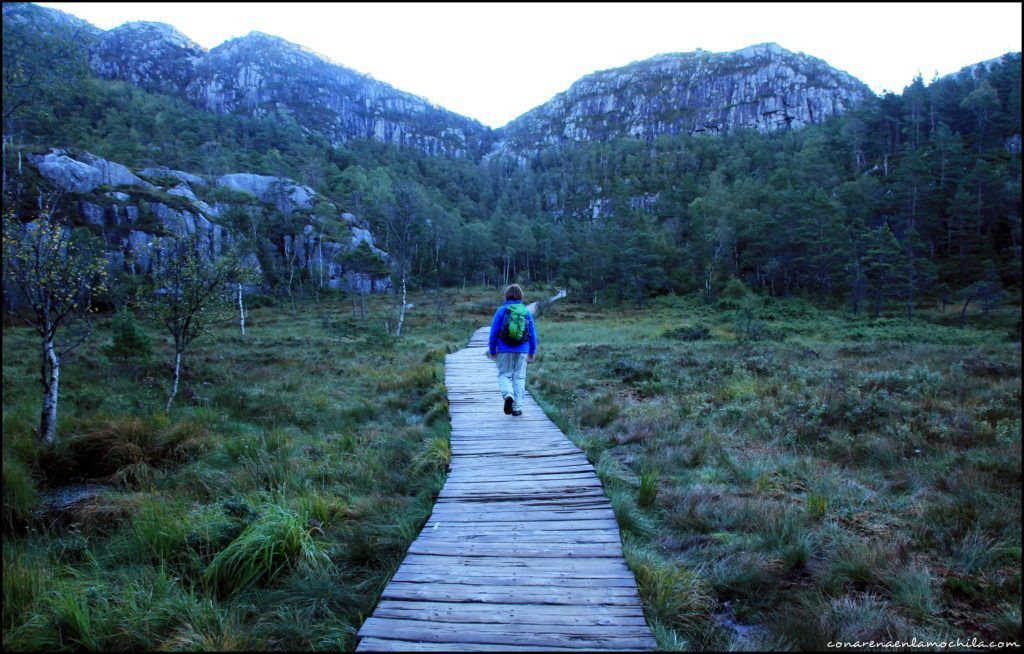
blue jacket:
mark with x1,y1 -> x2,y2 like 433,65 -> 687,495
488,300 -> 537,356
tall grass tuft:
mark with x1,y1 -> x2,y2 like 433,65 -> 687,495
625,537 -> 710,633
886,564 -> 937,620
2,545 -> 45,631
579,391 -> 622,427
412,436 -> 450,475
638,468 -> 659,507
2,454 -> 37,532
203,504 -> 330,596
805,491 -> 829,520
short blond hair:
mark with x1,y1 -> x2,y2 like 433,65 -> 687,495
504,284 -> 524,301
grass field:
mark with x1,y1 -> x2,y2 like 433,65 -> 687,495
3,283 -> 1020,650
2,286 -> 523,650
529,290 -> 1022,650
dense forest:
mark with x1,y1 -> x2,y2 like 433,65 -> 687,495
3,11 -> 1020,318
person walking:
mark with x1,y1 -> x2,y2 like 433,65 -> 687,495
487,284 -> 537,416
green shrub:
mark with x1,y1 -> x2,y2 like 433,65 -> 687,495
663,324 -> 712,340
718,278 -> 752,307
104,310 -> 152,365
204,503 -> 330,596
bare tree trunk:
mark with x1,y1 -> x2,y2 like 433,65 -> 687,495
315,223 -> 325,303
395,272 -> 408,337
167,349 -> 182,413
285,237 -> 297,311
360,290 -> 365,320
906,268 -> 915,321
238,283 -> 246,336
37,334 -> 60,446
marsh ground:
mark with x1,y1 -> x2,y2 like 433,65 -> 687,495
3,285 -> 1020,650
529,292 -> 1021,649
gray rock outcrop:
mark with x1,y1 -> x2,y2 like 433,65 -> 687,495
498,43 -> 874,155
28,149 -> 156,193
24,148 -> 389,293
216,173 -> 315,214
89,21 -> 205,95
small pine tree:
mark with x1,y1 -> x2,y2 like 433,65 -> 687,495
105,309 -> 152,365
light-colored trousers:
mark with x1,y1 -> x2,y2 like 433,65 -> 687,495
497,352 -> 528,412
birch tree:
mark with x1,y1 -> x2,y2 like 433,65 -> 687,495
2,202 -> 108,446
376,180 -> 423,337
139,234 -> 241,412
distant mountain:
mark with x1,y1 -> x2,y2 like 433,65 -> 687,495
8,3 -> 1012,165
941,52 -> 1020,82
90,26 -> 494,158
2,1 -> 101,39
90,21 -> 205,96
496,43 -> 874,155
5,3 -> 492,159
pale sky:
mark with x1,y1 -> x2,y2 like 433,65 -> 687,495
38,2 -> 1024,128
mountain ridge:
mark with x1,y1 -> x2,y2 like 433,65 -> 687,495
8,3 -> 1018,160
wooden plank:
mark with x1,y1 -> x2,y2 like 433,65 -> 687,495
370,600 -> 643,619
418,521 -> 619,532
388,572 -> 638,587
413,538 -> 623,548
360,617 -> 653,640
395,566 -> 637,582
380,586 -> 640,606
399,554 -> 632,571
356,637 -> 618,652
443,475 -> 598,483
423,519 -> 620,531
383,581 -> 640,598
359,618 -> 656,649
405,543 -> 622,558
424,512 -> 618,524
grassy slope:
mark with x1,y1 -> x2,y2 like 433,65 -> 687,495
528,293 -> 1022,650
2,286 -> 532,650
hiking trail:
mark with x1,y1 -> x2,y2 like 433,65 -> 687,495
356,290 -> 656,651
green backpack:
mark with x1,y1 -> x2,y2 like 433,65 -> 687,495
499,303 -> 529,345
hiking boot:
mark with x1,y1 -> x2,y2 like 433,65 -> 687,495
512,409 -> 523,416
503,396 -> 513,415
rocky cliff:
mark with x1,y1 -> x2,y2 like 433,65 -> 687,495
184,32 -> 492,158
496,43 -> 874,155
26,149 -> 391,293
89,21 -> 205,96
86,23 -> 492,158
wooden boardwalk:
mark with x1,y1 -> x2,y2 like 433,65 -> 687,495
356,300 -> 656,651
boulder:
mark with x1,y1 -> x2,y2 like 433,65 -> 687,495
140,167 -> 208,187
167,184 -> 198,202
30,150 -> 102,193
29,149 -> 154,193
216,173 -> 315,213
